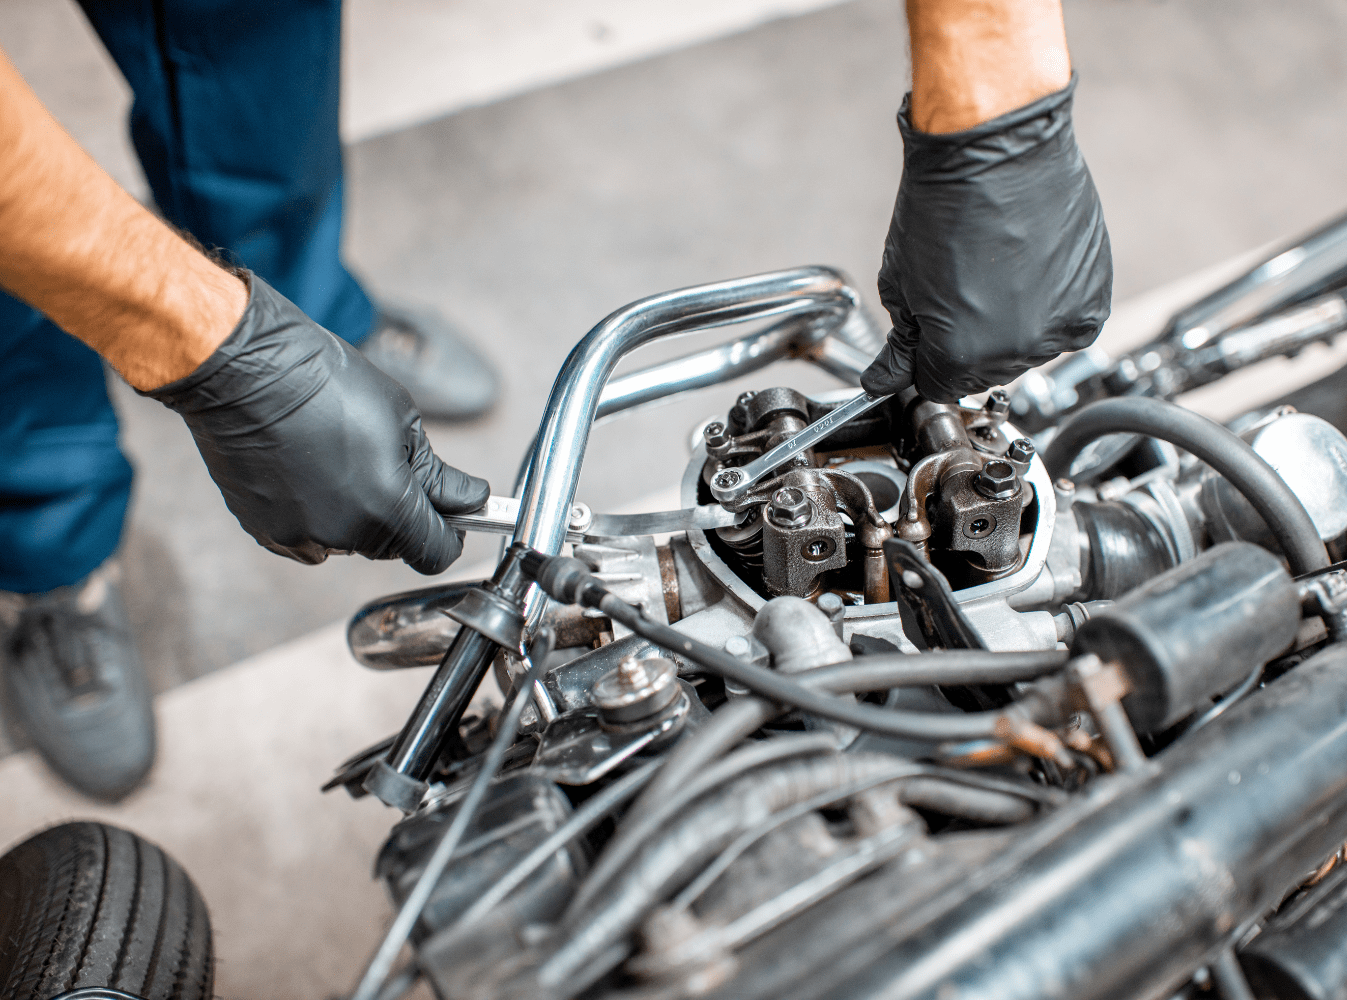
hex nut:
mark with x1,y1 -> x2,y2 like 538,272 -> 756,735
703,421 -> 729,449
984,389 -> 1011,420
592,655 -> 680,724
1006,438 -> 1035,464
974,460 -> 1020,500
712,468 -> 744,490
768,486 -> 812,528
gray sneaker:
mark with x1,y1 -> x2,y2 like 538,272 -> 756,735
360,305 -> 500,421
0,560 -> 156,801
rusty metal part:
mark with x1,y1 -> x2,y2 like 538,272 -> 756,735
1304,850 -> 1341,888
992,714 -> 1075,770
940,467 -> 1030,579
727,467 -> 893,602
912,400 -> 972,454
759,484 -> 847,598
1066,655 -> 1147,773
1063,725 -> 1115,771
897,448 -> 983,549
655,543 -> 682,624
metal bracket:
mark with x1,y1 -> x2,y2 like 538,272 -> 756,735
883,538 -> 986,651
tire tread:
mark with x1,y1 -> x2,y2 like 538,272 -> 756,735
0,822 -> 212,1000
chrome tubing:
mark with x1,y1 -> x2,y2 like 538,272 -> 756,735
595,286 -> 885,420
596,314 -> 826,420
1165,209 -> 1347,348
514,267 -> 862,560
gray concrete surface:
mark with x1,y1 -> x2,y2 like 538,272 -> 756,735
1,0 -> 1346,745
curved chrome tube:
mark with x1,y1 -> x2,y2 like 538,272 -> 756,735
515,267 -> 862,559
596,314 -> 826,420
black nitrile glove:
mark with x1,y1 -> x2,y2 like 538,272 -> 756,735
860,73 -> 1112,403
144,273 -> 490,574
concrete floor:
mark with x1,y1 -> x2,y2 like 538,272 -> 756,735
2,0 -> 1347,993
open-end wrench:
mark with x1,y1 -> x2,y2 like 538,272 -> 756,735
707,390 -> 893,504
444,495 -> 740,541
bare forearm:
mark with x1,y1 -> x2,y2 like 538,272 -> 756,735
906,0 -> 1071,133
0,48 -> 245,390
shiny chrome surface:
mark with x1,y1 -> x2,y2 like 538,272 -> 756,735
596,314 -> 824,420
513,267 -> 862,561
707,390 -> 893,504
347,579 -> 480,669
444,495 -> 738,541
1214,289 -> 1347,366
1167,210 -> 1347,347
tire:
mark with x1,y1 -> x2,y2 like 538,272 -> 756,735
0,822 -> 213,1000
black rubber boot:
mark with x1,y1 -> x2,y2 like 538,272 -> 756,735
0,559 -> 156,801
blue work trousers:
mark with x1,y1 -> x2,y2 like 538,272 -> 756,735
0,0 -> 375,593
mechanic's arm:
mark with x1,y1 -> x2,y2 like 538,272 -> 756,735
860,0 -> 1112,402
0,48 -> 487,573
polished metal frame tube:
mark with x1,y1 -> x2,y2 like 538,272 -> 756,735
514,266 -> 862,559
596,314 -> 825,420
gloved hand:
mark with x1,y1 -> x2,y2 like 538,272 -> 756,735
860,73 -> 1112,403
144,273 -> 490,574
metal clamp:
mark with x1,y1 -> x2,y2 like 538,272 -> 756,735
708,390 -> 892,503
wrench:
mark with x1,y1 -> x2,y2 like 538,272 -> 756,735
707,390 -> 893,504
444,495 -> 740,541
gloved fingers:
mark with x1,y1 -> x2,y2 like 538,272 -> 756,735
914,346 -> 1054,404
408,422 -> 491,514
911,337 -> 973,403
860,322 -> 920,397
261,540 -> 331,566
383,480 -> 467,575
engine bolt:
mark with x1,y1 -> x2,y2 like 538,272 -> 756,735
617,655 -> 651,689
724,635 -> 752,659
816,591 -> 845,620
973,459 -> 1020,500
984,388 -> 1011,420
592,655 -> 680,724
713,468 -> 743,490
816,592 -> 846,636
768,486 -> 812,527
703,421 -> 728,449
1006,438 -> 1035,464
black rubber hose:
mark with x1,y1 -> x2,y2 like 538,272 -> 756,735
617,696 -> 780,856
613,650 -> 1066,858
1042,396 -> 1329,575
805,649 -> 1068,691
521,552 -> 1063,742
541,754 -> 924,991
563,733 -> 839,919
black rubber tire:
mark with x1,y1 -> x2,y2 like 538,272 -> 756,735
0,822 -> 213,1000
